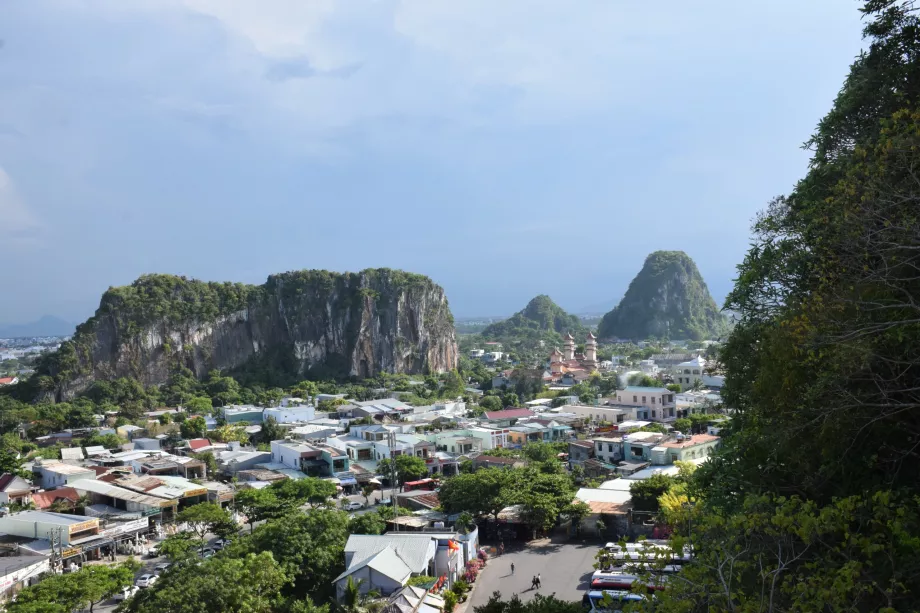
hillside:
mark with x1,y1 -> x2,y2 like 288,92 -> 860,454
0,315 -> 75,338
481,295 -> 588,345
26,268 -> 458,401
597,251 -> 727,341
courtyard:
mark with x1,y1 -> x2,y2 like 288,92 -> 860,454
464,538 -> 598,610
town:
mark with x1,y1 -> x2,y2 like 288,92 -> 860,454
0,335 -> 723,612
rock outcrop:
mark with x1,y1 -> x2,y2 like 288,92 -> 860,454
597,251 -> 727,341
35,269 -> 457,400
482,295 -> 587,341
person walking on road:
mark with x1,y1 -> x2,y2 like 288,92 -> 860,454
536,574 -> 542,589
530,576 -> 537,590
510,562 -> 515,575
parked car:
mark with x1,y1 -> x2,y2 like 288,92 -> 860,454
344,501 -> 364,511
116,586 -> 139,601
136,574 -> 158,588
212,538 -> 231,550
145,546 -> 160,559
199,548 -> 215,559
154,563 -> 171,574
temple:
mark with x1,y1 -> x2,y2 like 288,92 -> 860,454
549,332 -> 598,376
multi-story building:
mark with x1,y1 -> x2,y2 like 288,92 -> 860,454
591,435 -> 625,464
612,386 -> 677,421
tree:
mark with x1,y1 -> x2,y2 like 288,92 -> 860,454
158,413 -> 172,425
521,442 -> 559,464
629,473 -> 673,513
8,560 -> 139,613
192,451 -> 218,477
241,509 -> 350,602
259,416 -> 286,444
235,487 -> 284,533
500,392 -> 519,408
158,532 -> 201,563
349,511 -> 386,535
561,501 -> 591,535
270,477 -> 337,508
672,418 -> 691,433
478,396 -> 502,412
124,552 -> 289,613
290,380 -> 318,400
180,416 -> 207,439
176,502 -> 236,547
439,468 -> 517,520
0,447 -> 27,478
361,484 -> 375,506
377,455 -> 428,485
473,592 -> 583,613
185,396 -> 213,414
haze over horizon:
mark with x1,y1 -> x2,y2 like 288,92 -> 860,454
0,1 -> 865,325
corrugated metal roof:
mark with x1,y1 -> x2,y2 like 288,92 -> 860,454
59,448 -> 84,461
335,547 -> 413,584
344,534 -> 434,574
575,488 -> 633,505
70,479 -> 172,507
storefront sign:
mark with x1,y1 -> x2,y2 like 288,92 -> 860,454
68,520 -> 99,535
62,547 -> 82,558
183,488 -> 207,498
101,518 -> 149,537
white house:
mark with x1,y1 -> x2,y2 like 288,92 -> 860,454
638,360 -> 659,375
334,534 -> 438,600
264,405 -> 316,424
673,356 -> 706,388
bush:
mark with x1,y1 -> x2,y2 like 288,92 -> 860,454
443,591 -> 458,612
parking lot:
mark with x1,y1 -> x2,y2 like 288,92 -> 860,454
465,538 -> 599,609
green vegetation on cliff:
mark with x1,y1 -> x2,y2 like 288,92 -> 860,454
23,267 -> 456,401
597,250 -> 726,341
482,295 -> 587,345
652,4 -> 920,611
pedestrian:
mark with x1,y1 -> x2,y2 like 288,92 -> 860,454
530,576 -> 537,590
499,541 -> 505,556
537,574 -> 542,588
510,562 -> 515,575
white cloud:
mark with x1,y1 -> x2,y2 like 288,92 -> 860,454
0,167 -> 42,248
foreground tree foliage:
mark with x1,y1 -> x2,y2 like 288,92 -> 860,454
124,552 -> 288,613
8,560 -> 138,613
657,2 -> 920,611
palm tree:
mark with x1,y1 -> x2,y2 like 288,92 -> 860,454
341,577 -> 365,613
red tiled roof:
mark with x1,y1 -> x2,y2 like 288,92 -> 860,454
412,493 -> 440,508
484,409 -> 534,420
660,434 -> 720,449
188,438 -> 212,450
0,377 -> 16,385
32,487 -> 80,509
474,455 -> 520,465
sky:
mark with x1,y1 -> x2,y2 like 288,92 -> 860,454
0,0 -> 866,324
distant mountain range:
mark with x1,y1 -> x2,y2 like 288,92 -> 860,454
0,315 -> 76,338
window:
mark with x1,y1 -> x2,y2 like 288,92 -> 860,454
608,444 -> 613,452
651,397 -> 656,404
617,396 -> 622,402
692,369 -> 700,375
642,396 -> 647,404
632,395 -> 637,403
652,410 -> 656,418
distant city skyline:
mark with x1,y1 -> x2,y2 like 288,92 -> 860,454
0,1 -> 866,324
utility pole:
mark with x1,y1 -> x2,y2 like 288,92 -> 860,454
387,433 -> 399,532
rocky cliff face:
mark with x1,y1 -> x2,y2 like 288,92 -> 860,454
597,251 -> 727,341
37,269 -> 457,400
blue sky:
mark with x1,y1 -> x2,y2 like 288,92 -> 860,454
0,0 -> 865,323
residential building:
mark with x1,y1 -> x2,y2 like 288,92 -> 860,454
481,408 -> 534,427
222,406 -> 265,424
564,404 -> 626,425
215,450 -> 272,475
466,427 -> 510,450
622,431 -> 668,463
592,435 -> 626,464
568,440 -> 595,468
70,478 -> 175,519
655,434 -> 721,464
132,438 -> 161,451
334,534 -> 460,600
506,423 -> 547,446
613,387 -> 677,420
430,433 -> 481,455
673,356 -> 705,388
264,405 -> 316,424
270,440 -> 348,476
0,376 -> 19,386
638,359 -> 659,375
36,462 -> 96,489
0,474 -> 32,505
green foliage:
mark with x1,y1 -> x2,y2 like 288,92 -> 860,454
8,560 -> 139,613
236,509 -> 350,602
478,396 -> 502,412
124,552 -> 288,613
406,575 -> 437,587
473,592 -> 583,613
629,473 -> 674,513
598,251 -> 727,341
81,432 -> 126,450
185,396 -> 213,414
349,511 -> 387,535
377,454 -> 428,484
637,423 -> 669,434
180,416 -> 207,439
176,502 -> 236,542
157,533 -> 201,563
627,373 -> 658,387
482,295 -> 588,343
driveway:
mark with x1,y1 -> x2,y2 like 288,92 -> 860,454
465,538 -> 599,610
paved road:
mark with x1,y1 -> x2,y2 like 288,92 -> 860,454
466,538 -> 600,609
